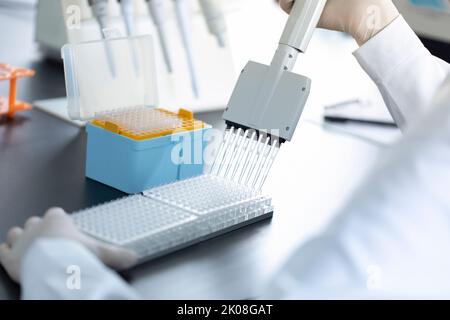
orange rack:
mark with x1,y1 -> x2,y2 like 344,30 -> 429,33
0,64 -> 35,118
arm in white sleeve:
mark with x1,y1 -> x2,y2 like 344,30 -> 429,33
354,16 -> 450,130
21,239 -> 139,300
267,78 -> 450,299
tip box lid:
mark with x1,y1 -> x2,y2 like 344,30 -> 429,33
62,35 -> 158,121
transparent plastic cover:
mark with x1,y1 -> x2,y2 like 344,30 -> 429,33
62,35 -> 158,120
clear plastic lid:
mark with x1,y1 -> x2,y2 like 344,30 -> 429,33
62,35 -> 158,121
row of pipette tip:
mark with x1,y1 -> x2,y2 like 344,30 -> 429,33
88,0 -> 228,98
210,127 -> 281,191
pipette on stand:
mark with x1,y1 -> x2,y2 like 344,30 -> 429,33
88,0 -> 109,34
120,0 -> 136,36
198,0 -> 227,47
88,0 -> 116,77
119,0 -> 141,76
173,0 -> 200,98
147,0 -> 173,73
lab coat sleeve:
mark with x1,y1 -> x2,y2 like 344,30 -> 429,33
20,239 -> 139,299
266,78 -> 450,299
353,15 -> 450,130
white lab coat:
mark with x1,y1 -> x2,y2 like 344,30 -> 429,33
20,16 -> 450,299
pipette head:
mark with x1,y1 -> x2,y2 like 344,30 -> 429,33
222,0 -> 326,143
222,51 -> 311,144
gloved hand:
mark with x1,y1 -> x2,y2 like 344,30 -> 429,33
0,208 -> 138,283
279,0 -> 400,45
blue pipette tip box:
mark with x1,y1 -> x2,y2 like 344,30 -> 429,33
85,114 -> 211,194
62,35 -> 211,193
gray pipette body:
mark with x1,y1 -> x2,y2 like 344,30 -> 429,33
223,0 -> 327,143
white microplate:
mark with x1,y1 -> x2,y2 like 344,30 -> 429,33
73,175 -> 273,259
144,174 -> 273,235
72,195 -> 197,256
144,174 -> 272,216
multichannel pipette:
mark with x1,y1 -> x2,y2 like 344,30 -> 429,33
174,0 -> 200,98
147,0 -> 173,73
198,0 -> 227,47
223,0 -> 326,143
214,0 -> 327,188
88,0 -> 116,77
